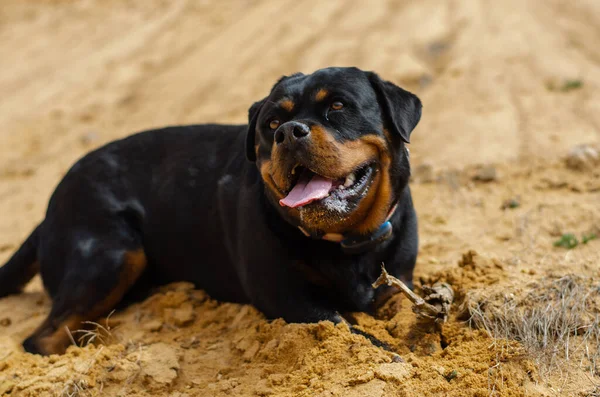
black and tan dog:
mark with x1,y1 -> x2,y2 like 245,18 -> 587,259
0,67 -> 422,355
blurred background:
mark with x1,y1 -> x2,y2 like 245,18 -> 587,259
0,0 -> 598,250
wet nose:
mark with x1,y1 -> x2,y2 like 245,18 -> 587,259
274,121 -> 310,145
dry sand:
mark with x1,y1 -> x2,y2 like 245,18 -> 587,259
1,1 -> 599,396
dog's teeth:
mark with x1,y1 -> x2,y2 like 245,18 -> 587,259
343,172 -> 356,187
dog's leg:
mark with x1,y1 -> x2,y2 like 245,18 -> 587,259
249,278 -> 394,351
23,248 -> 146,355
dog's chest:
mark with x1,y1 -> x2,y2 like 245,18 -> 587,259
299,253 -> 382,310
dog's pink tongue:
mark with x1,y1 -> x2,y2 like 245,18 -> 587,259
279,173 -> 333,208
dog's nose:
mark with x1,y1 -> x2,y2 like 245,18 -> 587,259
274,121 -> 310,145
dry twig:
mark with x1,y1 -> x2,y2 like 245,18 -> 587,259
372,264 -> 454,323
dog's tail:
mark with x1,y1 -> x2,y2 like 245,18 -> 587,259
0,224 -> 41,297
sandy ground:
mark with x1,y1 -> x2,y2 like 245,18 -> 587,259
0,0 -> 599,396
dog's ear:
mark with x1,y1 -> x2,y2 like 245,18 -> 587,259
367,72 -> 422,144
246,98 -> 266,162
246,73 -> 304,162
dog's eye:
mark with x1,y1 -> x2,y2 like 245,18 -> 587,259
330,101 -> 344,111
269,119 -> 280,130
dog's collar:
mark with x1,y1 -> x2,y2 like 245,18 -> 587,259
297,203 -> 398,255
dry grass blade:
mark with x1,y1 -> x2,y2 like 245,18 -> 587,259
465,275 -> 600,379
73,310 -> 118,347
60,379 -> 90,397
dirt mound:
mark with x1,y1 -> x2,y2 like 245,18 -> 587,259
0,280 -> 537,397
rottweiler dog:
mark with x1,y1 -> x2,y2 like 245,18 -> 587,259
0,67 -> 421,355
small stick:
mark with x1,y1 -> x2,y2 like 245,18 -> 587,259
372,264 -> 454,323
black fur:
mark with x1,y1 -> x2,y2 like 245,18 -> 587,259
0,67 -> 421,354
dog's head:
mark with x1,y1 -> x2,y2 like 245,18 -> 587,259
246,67 -> 422,236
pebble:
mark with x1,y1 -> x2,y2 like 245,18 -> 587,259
472,165 -> 497,182
566,144 -> 599,171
